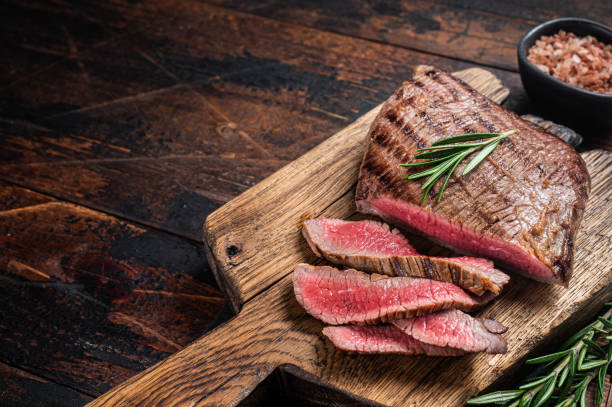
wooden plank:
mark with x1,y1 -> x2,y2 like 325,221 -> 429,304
0,1 -> 113,59
0,362 -> 93,407
0,184 -> 225,396
1,1 -> 534,242
0,180 -> 54,210
206,0 -> 533,71
1,39 -> 175,122
88,146 -> 612,404
436,0 -> 612,23
206,0 -> 611,71
203,68 -> 509,310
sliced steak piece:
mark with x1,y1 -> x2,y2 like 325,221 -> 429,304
356,65 -> 590,285
393,309 -> 507,354
292,263 -> 491,325
322,325 -> 465,356
302,217 -> 509,295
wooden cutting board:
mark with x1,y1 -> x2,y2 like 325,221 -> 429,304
88,69 -> 612,407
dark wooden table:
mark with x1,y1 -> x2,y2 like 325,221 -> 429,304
1,1 -> 610,406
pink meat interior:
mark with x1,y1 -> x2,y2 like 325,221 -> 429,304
293,264 -> 485,325
365,197 -> 553,280
304,218 -> 416,257
393,309 -> 507,354
322,325 -> 464,356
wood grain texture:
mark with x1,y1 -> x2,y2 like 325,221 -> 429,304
0,0 -> 535,243
204,68 -> 509,311
89,70 -> 612,406
0,362 -> 93,407
208,0 -> 611,71
207,0 -> 533,71
0,184 -> 225,396
2,0 -> 609,247
2,1 -> 611,405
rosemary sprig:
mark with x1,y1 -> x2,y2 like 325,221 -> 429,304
400,130 -> 516,205
468,304 -> 612,407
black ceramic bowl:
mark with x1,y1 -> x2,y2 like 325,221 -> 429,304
517,18 -> 612,128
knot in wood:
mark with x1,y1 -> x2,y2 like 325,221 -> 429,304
225,244 -> 241,257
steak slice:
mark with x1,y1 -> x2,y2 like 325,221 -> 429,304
292,263 -> 491,325
355,65 -> 590,285
393,309 -> 507,354
322,325 -> 465,356
302,217 -> 509,295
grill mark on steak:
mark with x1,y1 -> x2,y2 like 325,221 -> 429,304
355,65 -> 590,284
471,111 -> 497,133
385,109 -> 400,126
373,127 -> 392,149
419,71 -> 572,246
421,257 -> 437,280
402,125 -> 421,145
415,74 -> 527,225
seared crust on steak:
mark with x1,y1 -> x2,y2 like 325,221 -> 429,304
355,65 -> 590,285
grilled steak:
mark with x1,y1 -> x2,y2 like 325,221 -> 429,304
393,309 -> 507,354
292,263 -> 491,325
302,217 -> 509,295
356,65 -> 590,285
322,325 -> 465,356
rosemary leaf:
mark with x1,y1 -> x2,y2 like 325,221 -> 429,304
579,387 -> 586,407
399,153 -> 457,167
577,347 -> 587,370
557,361 -> 570,387
519,375 -> 551,390
577,372 -> 596,407
518,392 -> 532,407
420,181 -> 435,206
531,375 -> 556,407
404,160 -> 451,180
431,132 -> 505,146
436,150 -> 471,203
553,399 -> 574,407
400,129 -> 516,205
597,316 -> 612,328
597,365 -> 606,406
581,338 -> 605,357
561,322 -> 597,349
526,349 -> 572,365
420,158 -> 458,190
414,149 -> 462,160
462,136 -> 503,176
592,325 -> 608,334
466,390 -> 524,405
416,141 -> 487,151
577,359 -> 607,370
567,351 -> 576,385
557,354 -> 574,402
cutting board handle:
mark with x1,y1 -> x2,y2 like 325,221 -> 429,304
86,305 -> 284,407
